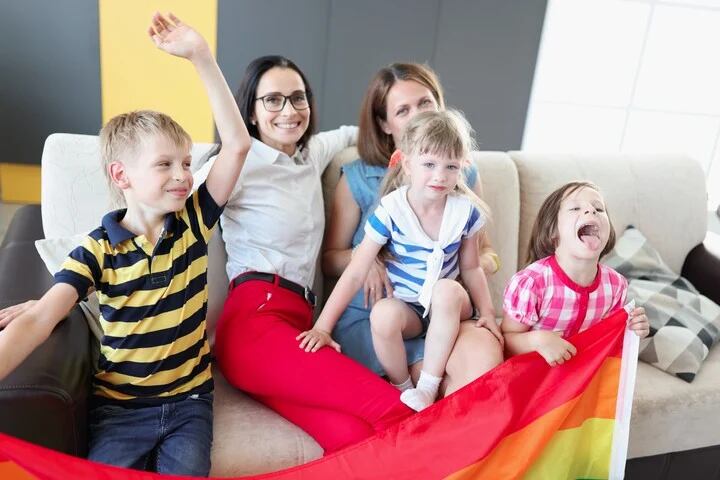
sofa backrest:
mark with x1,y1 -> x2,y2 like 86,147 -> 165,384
40,133 -> 215,238
510,152 -> 708,274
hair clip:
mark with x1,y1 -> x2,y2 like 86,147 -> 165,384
388,149 -> 402,169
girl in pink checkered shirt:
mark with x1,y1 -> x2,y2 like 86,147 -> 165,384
501,181 -> 650,366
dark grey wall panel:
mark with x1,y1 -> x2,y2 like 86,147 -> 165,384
0,0 -> 101,165
433,0 -> 547,150
320,0 -> 440,130
216,0 -> 331,115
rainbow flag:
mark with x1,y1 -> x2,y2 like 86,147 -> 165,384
0,307 -> 638,480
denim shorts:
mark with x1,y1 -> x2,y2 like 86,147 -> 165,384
88,392 -> 213,476
333,292 -> 429,376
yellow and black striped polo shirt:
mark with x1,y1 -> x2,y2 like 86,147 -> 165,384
55,182 -> 223,406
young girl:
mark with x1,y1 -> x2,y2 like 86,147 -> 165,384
298,109 -> 502,412
502,181 -> 650,365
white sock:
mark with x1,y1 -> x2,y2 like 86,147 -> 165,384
400,371 -> 442,412
391,376 -> 414,392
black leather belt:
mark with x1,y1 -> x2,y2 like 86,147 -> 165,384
230,272 -> 317,307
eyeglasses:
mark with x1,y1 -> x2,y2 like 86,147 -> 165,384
255,93 -> 310,112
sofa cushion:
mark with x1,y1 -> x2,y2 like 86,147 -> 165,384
603,227 -> 720,382
210,367 -> 322,476
629,343 -> 720,458
509,152 -> 707,274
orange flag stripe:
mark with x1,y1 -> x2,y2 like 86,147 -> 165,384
445,357 -> 620,479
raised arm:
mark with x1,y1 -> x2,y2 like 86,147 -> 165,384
149,12 -> 251,206
0,284 -> 79,380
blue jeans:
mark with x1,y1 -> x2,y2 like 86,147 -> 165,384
88,392 -> 213,476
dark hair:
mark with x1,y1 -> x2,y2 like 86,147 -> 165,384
527,181 -> 617,265
358,63 -> 445,167
203,55 -> 317,160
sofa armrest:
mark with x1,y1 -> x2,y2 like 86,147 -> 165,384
681,236 -> 720,306
0,204 -> 43,249
0,241 -> 92,456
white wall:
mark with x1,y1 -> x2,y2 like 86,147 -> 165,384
523,0 -> 720,207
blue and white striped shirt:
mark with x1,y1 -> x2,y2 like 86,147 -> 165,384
364,186 -> 485,314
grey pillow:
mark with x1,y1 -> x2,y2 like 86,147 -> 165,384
602,226 -> 720,382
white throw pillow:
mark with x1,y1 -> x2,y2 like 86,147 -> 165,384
35,235 -> 103,340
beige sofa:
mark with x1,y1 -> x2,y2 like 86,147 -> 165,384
26,135 -> 720,477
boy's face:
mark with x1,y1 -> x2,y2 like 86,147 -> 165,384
113,134 -> 193,214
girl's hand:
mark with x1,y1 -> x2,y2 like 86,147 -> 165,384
148,12 -> 210,62
296,328 -> 341,353
0,300 -> 37,329
534,330 -> 577,366
628,307 -> 650,338
475,315 -> 504,347
363,259 -> 393,308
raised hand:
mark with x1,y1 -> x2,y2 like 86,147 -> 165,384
148,12 -> 210,61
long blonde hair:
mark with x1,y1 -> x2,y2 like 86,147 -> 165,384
379,109 -> 491,221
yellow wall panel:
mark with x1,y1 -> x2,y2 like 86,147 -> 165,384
99,0 -> 218,142
0,164 -> 41,204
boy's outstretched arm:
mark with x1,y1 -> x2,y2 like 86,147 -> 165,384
149,12 -> 251,206
0,283 -> 78,380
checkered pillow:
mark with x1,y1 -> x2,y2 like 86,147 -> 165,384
602,226 -> 720,382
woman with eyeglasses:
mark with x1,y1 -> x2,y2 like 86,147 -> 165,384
193,56 -> 413,454
322,63 -> 504,396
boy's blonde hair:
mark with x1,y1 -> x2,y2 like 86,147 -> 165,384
380,109 -> 491,221
99,110 -> 192,208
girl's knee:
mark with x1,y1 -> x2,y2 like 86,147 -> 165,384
369,299 -> 405,338
432,279 -> 466,306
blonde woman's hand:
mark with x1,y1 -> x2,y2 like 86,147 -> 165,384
0,300 -> 37,328
475,314 -> 504,347
296,328 -> 341,353
534,330 -> 577,366
148,12 -> 211,62
363,259 -> 393,308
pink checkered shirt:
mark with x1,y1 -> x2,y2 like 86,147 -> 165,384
503,255 -> 627,338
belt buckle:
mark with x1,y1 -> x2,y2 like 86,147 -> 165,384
304,285 -> 317,307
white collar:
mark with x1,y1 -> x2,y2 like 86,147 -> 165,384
251,138 -> 304,164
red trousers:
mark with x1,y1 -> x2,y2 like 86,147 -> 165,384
214,276 -> 413,453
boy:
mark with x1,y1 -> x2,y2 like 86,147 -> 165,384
0,13 -> 250,476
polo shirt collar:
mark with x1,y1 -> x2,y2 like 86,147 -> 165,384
101,209 -> 179,248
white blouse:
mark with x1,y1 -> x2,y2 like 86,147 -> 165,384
193,126 -> 357,287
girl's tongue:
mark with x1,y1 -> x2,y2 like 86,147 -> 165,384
578,224 -> 601,250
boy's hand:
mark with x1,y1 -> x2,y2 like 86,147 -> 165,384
475,314 -> 504,347
0,300 -> 37,329
296,328 -> 341,353
628,306 -> 650,338
149,12 -> 210,62
534,330 -> 577,366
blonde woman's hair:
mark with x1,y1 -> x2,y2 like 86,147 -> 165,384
99,110 -> 192,208
379,109 -> 491,222
526,181 -> 616,265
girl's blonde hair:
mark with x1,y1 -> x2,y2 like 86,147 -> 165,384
527,181 -> 617,265
379,109 -> 491,221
